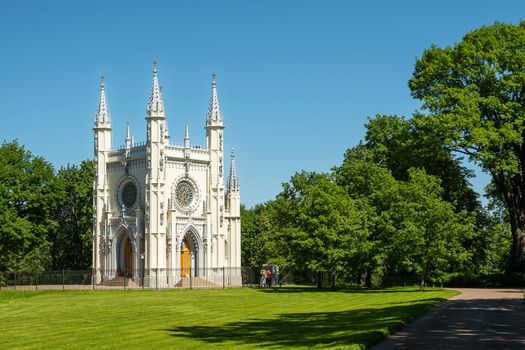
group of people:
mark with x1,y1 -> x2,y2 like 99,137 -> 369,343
260,269 -> 273,288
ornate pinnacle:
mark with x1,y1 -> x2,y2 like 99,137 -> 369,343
184,122 -> 190,141
184,122 -> 190,149
206,73 -> 222,123
95,75 -> 110,124
228,148 -> 239,191
147,60 -> 164,116
125,122 -> 132,142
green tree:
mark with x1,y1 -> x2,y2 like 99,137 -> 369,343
365,114 -> 479,212
240,204 -> 273,268
409,21 -> 525,271
334,146 -> 400,288
277,172 -> 367,288
397,169 -> 475,288
49,160 -> 94,270
0,141 -> 55,272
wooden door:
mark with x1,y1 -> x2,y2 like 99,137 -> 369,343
180,237 -> 191,277
124,236 -> 132,277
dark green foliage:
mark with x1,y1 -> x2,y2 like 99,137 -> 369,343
365,114 -> 480,213
0,141 -> 93,272
0,141 -> 54,272
49,161 -> 94,270
240,204 -> 271,268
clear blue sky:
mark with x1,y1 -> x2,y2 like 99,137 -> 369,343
1,1 -> 524,207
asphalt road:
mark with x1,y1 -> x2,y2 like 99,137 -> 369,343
371,288 -> 525,350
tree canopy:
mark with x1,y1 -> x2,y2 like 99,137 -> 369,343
409,21 -> 525,271
0,141 -> 93,272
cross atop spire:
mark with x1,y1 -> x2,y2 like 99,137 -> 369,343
147,60 -> 165,116
206,73 -> 222,124
228,148 -> 240,191
95,75 -> 111,125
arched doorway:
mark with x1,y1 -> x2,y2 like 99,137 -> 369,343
118,233 -> 133,277
179,228 -> 202,278
180,236 -> 191,277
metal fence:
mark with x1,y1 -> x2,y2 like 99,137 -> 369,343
0,267 -> 339,291
0,268 -> 237,291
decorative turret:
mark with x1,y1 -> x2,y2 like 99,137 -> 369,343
144,61 -> 168,275
227,148 -> 240,192
225,149 -> 241,268
92,75 -> 112,284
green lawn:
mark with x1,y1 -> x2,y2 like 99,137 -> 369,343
0,286 -> 457,350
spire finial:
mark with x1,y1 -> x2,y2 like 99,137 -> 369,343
206,73 -> 222,123
125,122 -> 132,155
184,122 -> 190,148
95,75 -> 110,125
147,60 -> 164,116
126,122 -> 131,140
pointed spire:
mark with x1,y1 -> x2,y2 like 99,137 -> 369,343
228,148 -> 239,191
147,60 -> 165,116
206,73 -> 222,124
125,123 -> 131,141
125,122 -> 132,147
184,122 -> 190,148
95,76 -> 111,125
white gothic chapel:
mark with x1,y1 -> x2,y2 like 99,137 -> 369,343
92,62 -> 241,287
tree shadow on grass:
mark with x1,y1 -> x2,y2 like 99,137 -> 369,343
255,286 -> 440,294
166,298 -> 444,349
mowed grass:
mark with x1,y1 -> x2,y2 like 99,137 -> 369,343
0,286 -> 457,350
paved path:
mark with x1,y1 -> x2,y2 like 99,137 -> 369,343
371,288 -> 525,349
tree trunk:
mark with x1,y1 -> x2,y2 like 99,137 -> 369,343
331,272 -> 336,289
502,186 -> 525,272
509,218 -> 525,272
317,272 -> 323,289
420,265 -> 427,291
365,269 -> 372,289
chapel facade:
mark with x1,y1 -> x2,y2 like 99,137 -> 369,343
92,63 -> 241,287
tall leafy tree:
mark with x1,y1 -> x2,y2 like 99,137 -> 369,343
334,146 -> 400,287
409,21 -> 525,271
0,141 -> 55,272
240,204 -> 273,268
49,160 -> 94,270
275,172 -> 367,287
397,169 -> 475,287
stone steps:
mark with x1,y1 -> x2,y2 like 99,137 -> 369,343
174,276 -> 220,288
99,276 -> 137,287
